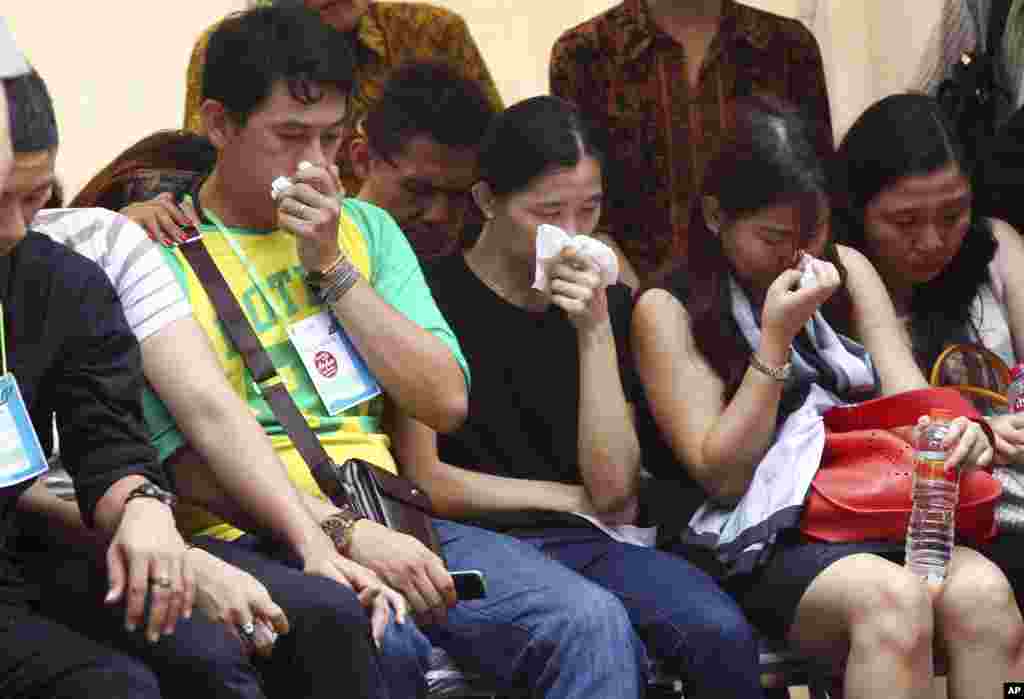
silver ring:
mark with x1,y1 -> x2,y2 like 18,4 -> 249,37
150,576 -> 172,589
238,621 -> 256,642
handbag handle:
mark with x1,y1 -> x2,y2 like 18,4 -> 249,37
823,387 -> 982,432
929,342 -> 1010,408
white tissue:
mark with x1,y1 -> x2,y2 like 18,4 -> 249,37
798,253 -> 818,289
532,224 -> 619,293
270,163 -> 315,201
270,176 -> 292,201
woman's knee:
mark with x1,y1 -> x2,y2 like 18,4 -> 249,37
847,568 -> 934,657
938,552 -> 1024,650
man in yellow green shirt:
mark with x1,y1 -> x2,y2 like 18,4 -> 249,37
140,5 -> 647,697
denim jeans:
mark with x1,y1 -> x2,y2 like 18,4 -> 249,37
0,603 -> 161,699
435,520 -> 765,699
422,519 -> 643,698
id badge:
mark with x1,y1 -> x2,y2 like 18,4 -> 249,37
288,312 -> 381,415
0,374 -> 48,488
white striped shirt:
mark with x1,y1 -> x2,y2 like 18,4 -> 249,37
33,208 -> 191,342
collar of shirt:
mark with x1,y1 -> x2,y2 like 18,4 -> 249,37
622,0 -> 777,62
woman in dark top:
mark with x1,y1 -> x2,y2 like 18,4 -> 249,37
631,96 -> 1023,698
405,96 -> 768,698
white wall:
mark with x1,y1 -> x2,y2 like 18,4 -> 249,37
5,1 -> 240,198
5,0 -> 945,200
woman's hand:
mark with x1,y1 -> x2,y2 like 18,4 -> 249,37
549,246 -> 610,333
984,413 -> 1024,465
189,547 -> 290,657
760,256 -> 841,349
915,414 -> 995,471
120,193 -> 199,247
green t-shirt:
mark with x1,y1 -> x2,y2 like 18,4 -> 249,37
143,198 -> 468,538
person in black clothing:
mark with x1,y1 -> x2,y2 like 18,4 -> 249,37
405,95 -> 768,698
0,40 -> 186,699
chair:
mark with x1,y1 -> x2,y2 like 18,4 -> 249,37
425,638 -> 839,698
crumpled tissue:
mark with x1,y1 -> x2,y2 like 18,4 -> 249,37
532,224 -> 619,293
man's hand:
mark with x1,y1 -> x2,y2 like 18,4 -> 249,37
346,519 -> 456,627
276,163 -> 346,274
105,498 -> 195,643
303,545 -> 408,644
189,547 -> 290,657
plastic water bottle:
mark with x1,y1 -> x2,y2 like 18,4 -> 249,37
905,408 -> 960,586
1009,364 -> 1024,415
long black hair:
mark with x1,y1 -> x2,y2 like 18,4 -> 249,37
654,96 -> 842,401
831,93 -> 998,370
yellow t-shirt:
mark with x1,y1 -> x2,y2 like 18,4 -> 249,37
142,198 -> 468,539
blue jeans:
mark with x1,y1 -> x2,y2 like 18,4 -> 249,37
427,519 -> 646,698
434,520 -> 765,698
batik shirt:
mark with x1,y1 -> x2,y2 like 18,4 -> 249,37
550,0 -> 832,281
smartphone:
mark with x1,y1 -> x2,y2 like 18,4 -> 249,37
451,569 -> 487,601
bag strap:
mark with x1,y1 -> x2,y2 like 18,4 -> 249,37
178,239 -> 351,506
823,387 -> 981,432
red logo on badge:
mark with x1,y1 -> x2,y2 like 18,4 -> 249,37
314,351 -> 338,379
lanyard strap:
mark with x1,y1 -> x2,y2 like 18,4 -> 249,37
188,196 -> 290,325
0,302 -> 6,376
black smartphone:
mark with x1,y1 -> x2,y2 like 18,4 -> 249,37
451,569 -> 487,601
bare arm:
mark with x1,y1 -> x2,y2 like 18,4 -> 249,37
576,318 -> 642,516
836,245 -> 927,394
141,317 -> 335,563
989,219 -> 1024,363
282,166 -> 468,434
633,261 -> 843,502
326,277 -> 467,433
392,414 -> 589,520
632,289 -> 784,502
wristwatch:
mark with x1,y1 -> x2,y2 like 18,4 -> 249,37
124,482 -> 178,509
750,353 -> 793,382
320,505 -> 365,555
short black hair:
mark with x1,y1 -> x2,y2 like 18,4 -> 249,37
477,95 -> 602,197
202,5 -> 355,124
5,68 -> 58,154
363,61 -> 496,161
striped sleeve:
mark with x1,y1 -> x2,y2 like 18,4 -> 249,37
31,208 -> 192,342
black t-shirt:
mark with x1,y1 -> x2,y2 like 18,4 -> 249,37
423,254 -> 640,527
0,232 -> 166,603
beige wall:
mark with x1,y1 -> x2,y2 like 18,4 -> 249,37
5,0 -> 945,200
6,2 -> 239,199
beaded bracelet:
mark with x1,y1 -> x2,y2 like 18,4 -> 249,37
318,256 -> 361,305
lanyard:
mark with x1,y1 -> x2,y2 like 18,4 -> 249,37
188,196 -> 290,326
0,302 -> 6,375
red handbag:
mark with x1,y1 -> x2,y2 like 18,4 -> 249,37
800,388 -> 1001,543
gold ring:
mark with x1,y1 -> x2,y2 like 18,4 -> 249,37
150,576 -> 172,589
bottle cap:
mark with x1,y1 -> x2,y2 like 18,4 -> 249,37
1011,364 -> 1024,382
928,408 -> 955,423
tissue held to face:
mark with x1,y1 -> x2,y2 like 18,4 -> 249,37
718,199 -> 830,297
488,155 -> 603,261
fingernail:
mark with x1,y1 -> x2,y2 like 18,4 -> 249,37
148,631 -> 159,644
